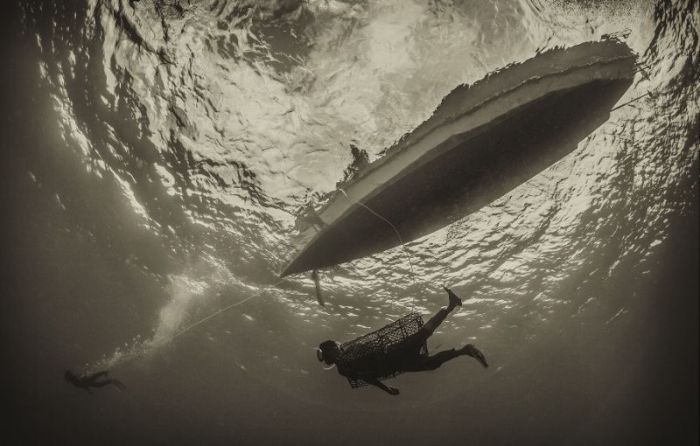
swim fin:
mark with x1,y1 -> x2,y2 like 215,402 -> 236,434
443,286 -> 463,307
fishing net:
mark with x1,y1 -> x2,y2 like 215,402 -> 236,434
336,312 -> 428,388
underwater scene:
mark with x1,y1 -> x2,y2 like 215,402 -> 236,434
3,0 -> 698,444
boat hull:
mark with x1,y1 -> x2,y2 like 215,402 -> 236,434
281,41 -> 636,276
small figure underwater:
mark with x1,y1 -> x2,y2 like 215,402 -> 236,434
64,370 -> 126,394
317,287 -> 488,395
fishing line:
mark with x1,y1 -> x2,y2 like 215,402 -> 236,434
611,91 -> 652,111
338,188 -> 421,311
165,278 -> 286,342
98,279 -> 288,371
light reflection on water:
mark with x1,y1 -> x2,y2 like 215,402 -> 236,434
20,0 -> 698,411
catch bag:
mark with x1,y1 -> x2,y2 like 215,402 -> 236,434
336,312 -> 428,388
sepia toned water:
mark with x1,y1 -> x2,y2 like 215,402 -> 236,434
3,0 -> 698,444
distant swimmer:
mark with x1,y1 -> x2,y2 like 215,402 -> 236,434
316,287 -> 488,395
64,370 -> 126,394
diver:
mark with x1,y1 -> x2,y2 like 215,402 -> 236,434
64,369 -> 126,394
317,287 -> 488,396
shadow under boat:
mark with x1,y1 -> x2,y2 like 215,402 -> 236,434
282,40 -> 637,277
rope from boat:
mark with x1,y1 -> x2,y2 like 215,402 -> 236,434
100,279 -> 286,370
611,91 -> 652,111
166,279 -> 286,342
338,188 -> 420,310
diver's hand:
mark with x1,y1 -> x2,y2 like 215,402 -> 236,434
367,378 -> 399,395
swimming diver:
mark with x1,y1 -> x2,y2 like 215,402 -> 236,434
64,370 -> 126,394
316,287 -> 488,396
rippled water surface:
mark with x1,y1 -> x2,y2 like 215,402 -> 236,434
4,0 -> 698,444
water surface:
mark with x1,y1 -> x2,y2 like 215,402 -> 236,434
3,0 -> 698,444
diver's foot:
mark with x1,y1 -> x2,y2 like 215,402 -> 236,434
463,344 -> 488,368
443,286 -> 462,309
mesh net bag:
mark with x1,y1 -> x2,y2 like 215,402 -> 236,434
336,312 -> 428,388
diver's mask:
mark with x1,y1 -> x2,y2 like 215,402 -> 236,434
317,340 -> 339,364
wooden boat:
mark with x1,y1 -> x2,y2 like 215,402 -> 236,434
281,40 -> 636,277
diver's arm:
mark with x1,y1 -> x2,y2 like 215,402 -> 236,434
366,377 -> 399,396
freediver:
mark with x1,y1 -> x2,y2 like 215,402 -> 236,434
316,287 -> 488,396
64,370 -> 126,394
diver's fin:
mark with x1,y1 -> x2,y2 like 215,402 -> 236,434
463,344 -> 488,368
312,269 -> 325,306
443,286 -> 462,307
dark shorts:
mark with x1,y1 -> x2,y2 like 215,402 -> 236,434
386,329 -> 429,362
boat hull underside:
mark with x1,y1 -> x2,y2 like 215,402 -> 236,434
284,78 -> 633,275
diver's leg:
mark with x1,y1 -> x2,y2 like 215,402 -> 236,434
420,288 -> 463,337
421,308 -> 450,337
404,349 -> 463,372
88,371 -> 109,381
91,379 -> 126,391
406,345 -> 488,372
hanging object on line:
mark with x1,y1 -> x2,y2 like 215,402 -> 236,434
311,269 -> 325,306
